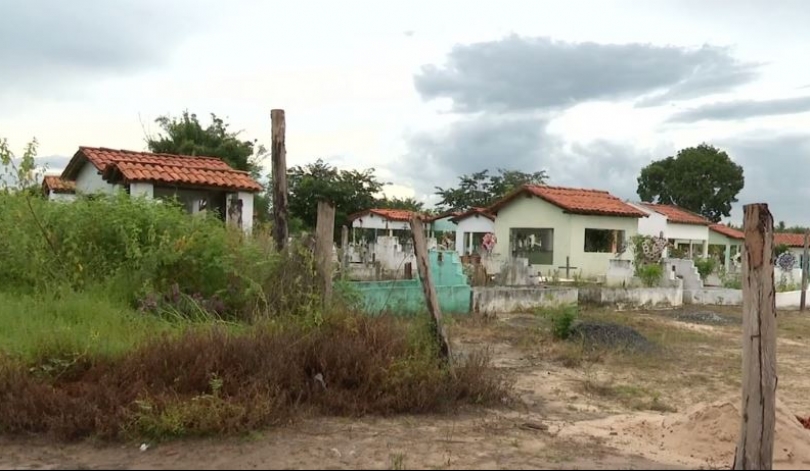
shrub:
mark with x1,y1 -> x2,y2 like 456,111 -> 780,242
0,311 -> 509,441
636,263 -> 663,287
0,193 -> 322,322
550,307 -> 578,340
693,257 -> 717,280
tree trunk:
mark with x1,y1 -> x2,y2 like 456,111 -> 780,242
271,109 -> 288,252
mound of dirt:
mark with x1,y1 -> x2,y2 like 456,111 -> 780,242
562,396 -> 810,469
673,310 -> 739,326
569,321 -> 654,352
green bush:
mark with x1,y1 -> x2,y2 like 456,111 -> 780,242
693,257 -> 717,280
636,263 -> 663,287
550,307 -> 578,340
0,192 -> 321,321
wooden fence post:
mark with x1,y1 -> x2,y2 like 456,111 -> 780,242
340,225 -> 349,279
410,216 -> 451,360
271,109 -> 288,252
733,203 -> 777,470
801,230 -> 809,312
315,201 -> 336,306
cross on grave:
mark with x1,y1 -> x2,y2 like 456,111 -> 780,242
557,256 -> 578,279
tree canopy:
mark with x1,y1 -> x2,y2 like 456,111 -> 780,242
636,144 -> 744,223
434,168 -> 548,212
147,111 -> 265,177
146,111 -> 270,222
286,159 -> 384,231
376,196 -> 425,212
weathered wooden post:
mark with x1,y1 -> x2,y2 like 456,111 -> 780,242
315,201 -> 336,305
801,230 -> 809,312
410,215 -> 451,359
340,225 -> 350,280
271,109 -> 288,252
733,203 -> 776,470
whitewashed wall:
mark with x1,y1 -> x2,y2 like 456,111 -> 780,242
351,213 -> 410,231
632,204 -> 667,238
48,192 -> 76,202
75,163 -> 119,194
454,215 -> 495,254
668,223 -> 710,243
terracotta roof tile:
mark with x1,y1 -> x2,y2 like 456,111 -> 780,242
41,175 -> 76,194
450,207 -> 495,223
774,232 -> 806,247
490,185 -> 646,218
348,209 -> 427,222
709,224 -> 744,240
62,147 -> 262,193
640,203 -> 710,225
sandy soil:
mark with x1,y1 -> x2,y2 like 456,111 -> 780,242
2,306 -> 809,470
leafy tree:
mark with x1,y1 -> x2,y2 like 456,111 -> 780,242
435,168 -> 548,212
0,137 -> 43,196
637,144 -> 744,223
286,159 -> 383,232
376,196 -> 424,212
146,111 -> 270,222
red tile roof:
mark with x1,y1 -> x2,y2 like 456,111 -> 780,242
640,203 -> 710,225
62,147 -> 262,192
426,210 -> 463,222
41,175 -> 76,194
489,184 -> 646,218
450,207 -> 495,223
774,232 -> 806,247
709,224 -> 744,240
348,209 -> 427,222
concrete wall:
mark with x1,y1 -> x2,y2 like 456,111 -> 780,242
568,214 -> 639,278
633,204 -> 667,238
352,213 -> 411,231
776,290 -> 806,309
75,162 -> 119,194
455,215 -> 495,255
494,195 -> 571,275
684,288 -> 743,305
579,284 -> 683,307
493,195 -> 638,279
130,182 -> 153,199
237,191 -> 254,234
48,192 -> 76,202
352,250 -> 472,315
472,287 -> 577,314
668,223 -> 709,243
665,258 -> 704,289
431,216 -> 457,234
354,280 -> 471,315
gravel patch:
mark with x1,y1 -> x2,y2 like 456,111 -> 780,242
569,321 -> 655,352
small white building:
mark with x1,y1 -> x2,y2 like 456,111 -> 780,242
629,202 -> 711,258
347,208 -> 416,234
449,208 -> 495,255
41,175 -> 76,202
49,146 -> 262,233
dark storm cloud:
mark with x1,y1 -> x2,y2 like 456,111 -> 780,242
414,35 -> 759,113
667,96 -> 810,122
720,133 -> 810,225
0,0 -> 206,99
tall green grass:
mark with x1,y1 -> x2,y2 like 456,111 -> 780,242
0,289 -> 178,361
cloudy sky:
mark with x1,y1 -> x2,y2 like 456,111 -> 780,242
2,0 -> 810,224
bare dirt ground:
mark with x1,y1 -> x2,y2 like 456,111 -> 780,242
3,305 -> 810,470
